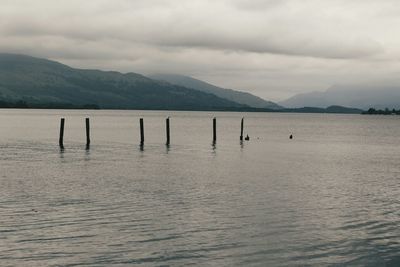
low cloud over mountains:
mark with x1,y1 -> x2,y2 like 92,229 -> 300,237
1,0 -> 400,101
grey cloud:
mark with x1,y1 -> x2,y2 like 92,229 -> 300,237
0,0 -> 386,59
231,0 -> 289,11
0,0 -> 400,100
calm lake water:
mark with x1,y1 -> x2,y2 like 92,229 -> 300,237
1,109 -> 399,266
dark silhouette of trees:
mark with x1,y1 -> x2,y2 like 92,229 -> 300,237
362,107 -> 400,115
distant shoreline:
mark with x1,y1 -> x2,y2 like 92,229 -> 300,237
0,100 -> 100,110
0,100 -> 364,114
361,108 -> 400,115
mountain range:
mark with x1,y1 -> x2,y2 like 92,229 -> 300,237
2,53 -> 395,112
280,83 -> 400,110
0,53 -> 279,110
149,74 -> 281,109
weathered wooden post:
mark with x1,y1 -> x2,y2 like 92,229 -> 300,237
166,117 -> 170,145
85,118 -> 90,147
213,117 -> 217,143
59,118 -> 65,148
140,118 -> 144,145
240,117 -> 244,141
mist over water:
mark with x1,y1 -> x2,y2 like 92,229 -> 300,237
1,109 -> 400,266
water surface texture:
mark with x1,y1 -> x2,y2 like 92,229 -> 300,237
1,109 -> 400,266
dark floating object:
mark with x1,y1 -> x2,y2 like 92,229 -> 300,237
245,134 -> 250,141
290,134 -> 293,139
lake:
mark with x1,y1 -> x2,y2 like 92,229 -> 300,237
1,109 -> 399,266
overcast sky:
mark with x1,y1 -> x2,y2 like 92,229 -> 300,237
1,0 -> 399,101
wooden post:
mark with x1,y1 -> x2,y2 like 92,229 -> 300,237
240,117 -> 244,141
166,117 -> 170,145
140,118 -> 144,145
213,117 -> 217,143
85,118 -> 90,147
59,118 -> 65,148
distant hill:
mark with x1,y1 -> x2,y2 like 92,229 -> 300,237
285,105 -> 363,114
150,74 -> 282,109
0,54 -> 244,110
280,83 -> 400,110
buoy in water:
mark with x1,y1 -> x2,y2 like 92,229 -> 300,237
290,134 -> 293,139
245,135 -> 250,141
